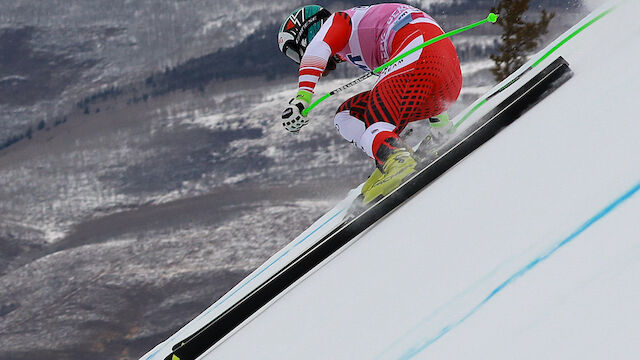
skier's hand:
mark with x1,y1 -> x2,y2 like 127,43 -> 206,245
282,93 -> 311,133
323,55 -> 343,77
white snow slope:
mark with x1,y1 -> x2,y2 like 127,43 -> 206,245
143,2 -> 640,359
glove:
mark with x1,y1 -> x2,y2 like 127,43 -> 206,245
323,55 -> 343,77
282,92 -> 311,133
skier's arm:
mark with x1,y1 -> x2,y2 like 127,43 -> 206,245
296,12 -> 352,104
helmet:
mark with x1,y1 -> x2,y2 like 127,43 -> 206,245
278,5 -> 331,64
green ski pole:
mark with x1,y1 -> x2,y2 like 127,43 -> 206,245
302,12 -> 498,117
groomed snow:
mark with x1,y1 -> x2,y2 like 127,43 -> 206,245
201,1 -> 640,359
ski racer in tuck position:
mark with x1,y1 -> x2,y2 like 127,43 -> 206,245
278,3 -> 462,203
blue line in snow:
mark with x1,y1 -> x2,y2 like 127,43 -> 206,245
143,208 -> 344,360
398,181 -> 640,360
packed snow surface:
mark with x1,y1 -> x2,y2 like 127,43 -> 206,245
143,1 -> 640,359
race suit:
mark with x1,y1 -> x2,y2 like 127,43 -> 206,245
298,3 -> 462,162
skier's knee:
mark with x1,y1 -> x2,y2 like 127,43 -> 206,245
334,110 -> 366,144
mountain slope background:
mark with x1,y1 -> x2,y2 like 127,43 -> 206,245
0,1 -> 591,359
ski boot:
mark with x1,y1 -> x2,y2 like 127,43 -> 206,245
344,166 -> 384,219
362,148 -> 417,204
361,166 -> 383,195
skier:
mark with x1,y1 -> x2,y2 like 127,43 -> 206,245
278,4 -> 462,203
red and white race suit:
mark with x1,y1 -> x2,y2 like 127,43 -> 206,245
299,3 -> 462,162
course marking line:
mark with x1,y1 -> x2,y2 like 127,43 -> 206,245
395,181 -> 640,359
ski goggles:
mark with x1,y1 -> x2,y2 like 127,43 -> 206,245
282,40 -> 303,64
